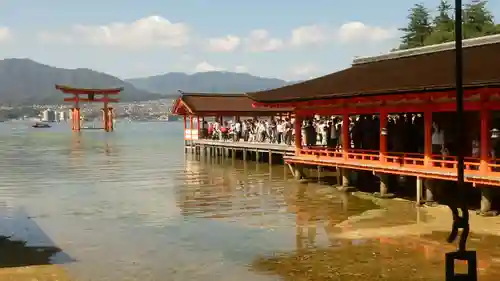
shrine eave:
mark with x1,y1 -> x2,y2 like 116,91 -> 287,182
55,84 -> 123,94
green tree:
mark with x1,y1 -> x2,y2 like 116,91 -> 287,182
424,0 -> 455,45
435,0 -> 454,31
398,3 -> 433,49
463,0 -> 497,38
398,0 -> 500,50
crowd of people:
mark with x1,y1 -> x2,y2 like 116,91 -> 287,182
200,118 -> 295,145
196,113 -> 499,159
198,117 -> 345,149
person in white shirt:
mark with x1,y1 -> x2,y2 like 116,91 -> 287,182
277,120 -> 284,144
234,121 -> 241,141
431,122 -> 445,155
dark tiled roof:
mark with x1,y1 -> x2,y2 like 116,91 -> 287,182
55,84 -> 123,93
246,41 -> 500,103
175,93 -> 292,114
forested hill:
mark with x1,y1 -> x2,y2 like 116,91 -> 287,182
0,58 -> 163,105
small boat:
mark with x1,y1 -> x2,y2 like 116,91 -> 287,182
32,122 -> 51,128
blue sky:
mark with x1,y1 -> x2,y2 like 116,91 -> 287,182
0,0 -> 499,80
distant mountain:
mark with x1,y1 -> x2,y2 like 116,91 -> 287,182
0,58 -> 163,105
126,71 -> 291,95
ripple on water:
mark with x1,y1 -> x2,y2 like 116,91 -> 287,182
1,121 -> 500,280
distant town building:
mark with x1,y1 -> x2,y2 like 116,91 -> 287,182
41,109 -> 56,122
58,110 -> 68,121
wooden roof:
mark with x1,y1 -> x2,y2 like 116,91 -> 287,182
55,84 -> 123,94
246,35 -> 500,103
172,93 -> 293,116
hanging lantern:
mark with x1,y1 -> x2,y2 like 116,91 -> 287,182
491,128 -> 500,139
381,127 -> 388,136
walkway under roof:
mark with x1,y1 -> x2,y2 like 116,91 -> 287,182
246,35 -> 500,104
172,93 -> 293,116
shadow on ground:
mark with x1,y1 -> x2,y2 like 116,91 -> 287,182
0,206 -> 74,269
0,235 -> 65,268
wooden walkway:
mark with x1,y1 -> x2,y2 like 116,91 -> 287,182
190,139 -> 295,155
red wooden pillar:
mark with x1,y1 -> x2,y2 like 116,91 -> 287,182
379,111 -> 388,162
424,110 -> 432,167
72,93 -> 81,132
73,108 -> 81,132
196,116 -> 200,139
480,108 -> 491,173
342,114 -> 350,159
183,116 -> 187,140
108,108 -> 114,131
294,113 -> 302,154
189,115 -> 194,140
102,103 -> 109,132
71,108 -> 75,130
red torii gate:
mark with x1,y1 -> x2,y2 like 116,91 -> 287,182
55,85 -> 122,132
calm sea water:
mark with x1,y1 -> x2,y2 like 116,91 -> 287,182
0,120 -> 500,281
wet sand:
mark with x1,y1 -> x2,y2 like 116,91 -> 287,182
0,121 -> 500,280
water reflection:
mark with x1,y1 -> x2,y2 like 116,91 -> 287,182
2,122 -> 500,280
252,233 -> 500,281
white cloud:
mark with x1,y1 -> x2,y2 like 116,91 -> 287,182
245,29 -> 283,52
290,25 -> 328,46
179,54 -> 195,62
234,65 -> 248,73
194,61 -> 224,72
336,21 -> 397,44
37,31 -> 73,44
207,35 -> 240,52
38,16 -> 190,49
0,26 -> 11,42
291,64 -> 319,79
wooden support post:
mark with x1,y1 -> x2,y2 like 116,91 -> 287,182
478,187 -> 497,216
317,166 -> 321,182
480,108 -> 490,173
243,149 -> 247,161
268,151 -> 272,165
335,166 -> 341,186
256,150 -> 260,162
293,164 -> 305,180
379,111 -> 388,163
416,177 -> 423,206
375,174 -> 395,198
424,110 -> 432,167
337,168 -> 353,192
423,179 -> 436,206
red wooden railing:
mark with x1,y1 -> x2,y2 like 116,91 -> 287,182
296,147 -> 500,178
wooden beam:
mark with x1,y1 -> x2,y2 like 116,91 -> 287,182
56,84 -> 123,94
295,100 -> 500,116
252,88 -> 498,109
64,98 -> 120,103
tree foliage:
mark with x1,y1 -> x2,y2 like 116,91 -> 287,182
398,0 -> 500,50
399,3 -> 433,49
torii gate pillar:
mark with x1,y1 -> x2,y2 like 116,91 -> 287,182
56,85 -> 122,132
